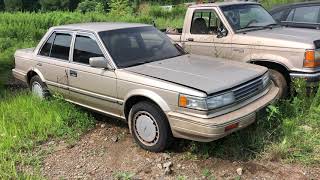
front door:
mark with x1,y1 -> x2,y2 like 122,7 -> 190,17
67,32 -> 120,116
183,9 -> 232,59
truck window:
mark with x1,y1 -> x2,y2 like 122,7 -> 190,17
287,6 -> 320,23
191,10 -> 223,34
73,35 -> 104,64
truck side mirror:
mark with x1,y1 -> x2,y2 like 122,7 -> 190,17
217,28 -> 228,38
89,57 -> 110,69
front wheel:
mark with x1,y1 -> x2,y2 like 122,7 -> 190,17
269,69 -> 288,98
129,101 -> 172,152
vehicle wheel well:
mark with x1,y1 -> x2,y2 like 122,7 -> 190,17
27,71 -> 38,85
251,61 -> 291,85
124,96 -> 163,120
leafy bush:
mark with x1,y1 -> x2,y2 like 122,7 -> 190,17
39,0 -> 70,11
77,0 -> 105,13
108,0 -> 132,16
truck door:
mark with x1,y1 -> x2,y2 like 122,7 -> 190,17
183,9 -> 232,59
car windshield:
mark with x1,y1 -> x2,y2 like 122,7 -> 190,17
221,4 -> 277,32
99,26 -> 185,68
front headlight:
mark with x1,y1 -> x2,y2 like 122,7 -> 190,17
179,92 -> 235,111
262,71 -> 271,88
207,92 -> 235,109
179,95 -> 207,110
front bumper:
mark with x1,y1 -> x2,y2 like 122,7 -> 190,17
168,83 -> 279,142
290,72 -> 320,83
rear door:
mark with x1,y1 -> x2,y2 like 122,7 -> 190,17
183,9 -> 232,59
35,31 -> 73,96
67,32 -> 120,116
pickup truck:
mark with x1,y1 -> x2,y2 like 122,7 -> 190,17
12,23 -> 278,152
165,1 -> 320,97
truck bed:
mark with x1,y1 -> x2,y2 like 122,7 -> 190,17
161,28 -> 182,42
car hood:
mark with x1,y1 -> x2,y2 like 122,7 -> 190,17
237,27 -> 320,49
124,54 -> 267,95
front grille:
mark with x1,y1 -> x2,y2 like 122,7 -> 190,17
232,77 -> 265,102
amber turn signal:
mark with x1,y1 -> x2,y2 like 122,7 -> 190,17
304,50 -> 320,68
179,95 -> 188,107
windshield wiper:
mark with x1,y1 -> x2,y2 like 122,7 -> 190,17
126,59 -> 155,68
237,25 -> 264,31
262,23 -> 280,29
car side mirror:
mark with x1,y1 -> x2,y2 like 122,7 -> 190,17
217,28 -> 228,38
89,57 -> 110,69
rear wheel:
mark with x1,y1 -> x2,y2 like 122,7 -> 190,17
269,69 -> 288,98
129,101 -> 172,152
29,75 -> 50,99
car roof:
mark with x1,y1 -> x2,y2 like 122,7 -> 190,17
52,22 -> 151,32
189,1 -> 259,8
271,1 -> 320,12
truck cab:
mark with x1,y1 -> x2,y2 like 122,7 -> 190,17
166,2 -> 320,97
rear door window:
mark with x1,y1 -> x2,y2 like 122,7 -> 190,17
39,32 -> 72,61
50,33 -> 72,60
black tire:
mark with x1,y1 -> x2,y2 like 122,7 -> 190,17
29,75 -> 50,99
129,101 -> 172,152
269,69 -> 288,98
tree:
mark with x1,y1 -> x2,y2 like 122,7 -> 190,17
108,0 -> 132,16
4,0 -> 23,11
39,0 -> 70,11
22,0 -> 40,11
69,0 -> 80,11
77,0 -> 104,13
0,0 -> 4,11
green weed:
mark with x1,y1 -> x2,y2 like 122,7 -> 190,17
0,92 -> 95,178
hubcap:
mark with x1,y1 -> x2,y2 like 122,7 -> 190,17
32,82 -> 44,98
133,111 -> 159,146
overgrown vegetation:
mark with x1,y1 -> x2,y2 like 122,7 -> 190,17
0,93 -> 95,178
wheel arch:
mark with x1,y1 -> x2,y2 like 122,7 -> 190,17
250,59 -> 291,85
123,90 -> 171,121
26,68 -> 45,85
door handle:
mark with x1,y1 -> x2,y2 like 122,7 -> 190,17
36,63 -> 42,67
187,38 -> 194,42
233,48 -> 244,53
70,70 -> 77,77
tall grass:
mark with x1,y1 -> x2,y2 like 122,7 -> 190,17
0,93 -> 94,178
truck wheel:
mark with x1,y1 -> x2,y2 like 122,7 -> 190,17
129,101 -> 172,152
29,75 -> 50,99
269,69 -> 288,98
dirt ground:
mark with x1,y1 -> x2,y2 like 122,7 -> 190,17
39,115 -> 320,180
